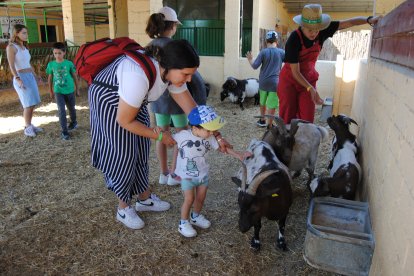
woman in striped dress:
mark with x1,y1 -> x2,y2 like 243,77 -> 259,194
88,40 -> 224,230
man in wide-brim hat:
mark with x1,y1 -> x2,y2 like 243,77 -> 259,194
277,3 -> 382,124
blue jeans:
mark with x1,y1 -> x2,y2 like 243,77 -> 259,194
55,92 -> 76,133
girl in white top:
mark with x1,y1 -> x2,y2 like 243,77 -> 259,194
6,24 -> 42,137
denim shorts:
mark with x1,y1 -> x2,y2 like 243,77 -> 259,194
181,176 -> 209,191
13,72 -> 41,108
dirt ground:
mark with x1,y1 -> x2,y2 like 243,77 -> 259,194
0,90 -> 336,275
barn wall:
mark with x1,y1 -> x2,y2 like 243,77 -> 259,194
351,58 -> 414,275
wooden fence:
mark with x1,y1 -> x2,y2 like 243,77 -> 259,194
371,1 -> 414,70
319,30 -> 372,61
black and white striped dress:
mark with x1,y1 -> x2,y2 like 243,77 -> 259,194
88,56 -> 150,203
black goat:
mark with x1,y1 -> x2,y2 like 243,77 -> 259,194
232,139 -> 293,251
220,77 -> 259,110
310,115 -> 361,200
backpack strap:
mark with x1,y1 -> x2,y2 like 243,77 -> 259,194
124,50 -> 157,90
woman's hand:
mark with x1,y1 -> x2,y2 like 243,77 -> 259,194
16,78 -> 25,89
309,86 -> 324,105
159,131 -> 176,147
367,15 -> 382,26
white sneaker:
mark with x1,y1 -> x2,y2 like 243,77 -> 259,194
31,124 -> 43,133
167,175 -> 181,186
190,214 -> 211,229
178,221 -> 197,237
135,193 -> 170,212
24,125 -> 36,137
116,206 -> 145,229
159,174 -> 168,185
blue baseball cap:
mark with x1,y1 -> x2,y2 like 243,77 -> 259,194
188,105 -> 226,131
266,31 -> 278,40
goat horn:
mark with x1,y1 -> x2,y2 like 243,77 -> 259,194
240,161 -> 247,191
247,170 -> 279,195
273,116 -> 288,135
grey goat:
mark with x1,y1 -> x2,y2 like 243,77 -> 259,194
262,116 -> 328,188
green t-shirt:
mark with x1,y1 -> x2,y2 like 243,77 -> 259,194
46,60 -> 76,94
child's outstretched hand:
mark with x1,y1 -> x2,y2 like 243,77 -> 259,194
226,148 -> 252,161
239,151 -> 252,161
246,51 -> 253,61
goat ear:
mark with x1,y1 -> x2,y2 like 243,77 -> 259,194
231,177 -> 242,187
349,118 -> 358,126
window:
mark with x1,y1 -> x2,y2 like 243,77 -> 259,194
40,25 -> 57,43
163,0 -> 252,57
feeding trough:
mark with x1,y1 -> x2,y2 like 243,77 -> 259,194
320,97 -> 333,122
304,197 -> 375,276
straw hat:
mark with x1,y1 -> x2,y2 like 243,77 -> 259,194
293,4 -> 331,31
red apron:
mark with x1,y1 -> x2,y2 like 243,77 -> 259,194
277,29 -> 321,123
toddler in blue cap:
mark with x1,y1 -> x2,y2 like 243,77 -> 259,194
172,105 -> 249,238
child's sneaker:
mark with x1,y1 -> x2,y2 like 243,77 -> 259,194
31,124 -> 43,133
190,214 -> 211,229
159,173 -> 168,185
135,193 -> 170,212
167,174 -> 181,186
256,119 -> 266,127
24,125 -> 36,137
178,221 -> 197,237
116,206 -> 145,229
68,122 -> 78,131
61,132 -> 70,140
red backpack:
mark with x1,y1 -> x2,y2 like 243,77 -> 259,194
74,37 -> 156,89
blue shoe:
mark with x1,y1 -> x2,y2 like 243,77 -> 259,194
68,122 -> 78,131
61,132 -> 70,140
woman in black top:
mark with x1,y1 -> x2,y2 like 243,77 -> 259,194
278,4 -> 381,123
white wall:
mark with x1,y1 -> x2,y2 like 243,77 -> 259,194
352,58 -> 414,275
316,61 -> 336,100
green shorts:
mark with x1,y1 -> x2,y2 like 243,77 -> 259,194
155,113 -> 188,128
259,90 -> 279,109
181,176 -> 209,191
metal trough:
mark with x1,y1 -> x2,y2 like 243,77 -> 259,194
304,197 -> 375,276
320,97 -> 333,122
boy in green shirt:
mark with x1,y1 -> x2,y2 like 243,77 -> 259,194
46,42 -> 79,140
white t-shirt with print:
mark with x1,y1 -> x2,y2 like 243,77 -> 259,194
116,55 -> 187,108
173,129 -> 219,181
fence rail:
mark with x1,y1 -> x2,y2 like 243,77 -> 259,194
0,45 -> 79,89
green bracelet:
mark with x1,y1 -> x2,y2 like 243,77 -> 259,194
157,132 -> 163,141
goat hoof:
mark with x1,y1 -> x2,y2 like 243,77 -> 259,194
250,237 -> 261,251
277,237 -> 287,251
